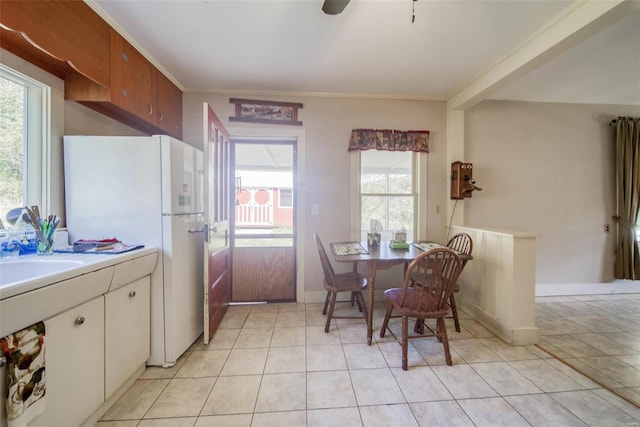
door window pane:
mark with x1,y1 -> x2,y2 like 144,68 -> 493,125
233,142 -> 295,248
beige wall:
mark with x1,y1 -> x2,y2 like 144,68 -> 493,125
8,43 -> 640,292
465,99 -> 640,285
183,92 -> 448,296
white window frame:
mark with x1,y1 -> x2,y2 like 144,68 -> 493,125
350,151 -> 428,242
0,64 -> 51,213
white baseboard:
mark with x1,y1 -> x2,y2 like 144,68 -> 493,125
459,298 -> 539,345
535,280 -> 640,296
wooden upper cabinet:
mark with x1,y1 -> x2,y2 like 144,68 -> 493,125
155,70 -> 183,138
0,0 -> 111,87
77,30 -> 183,139
68,30 -> 183,138
1,1 -> 183,139
110,31 -> 155,122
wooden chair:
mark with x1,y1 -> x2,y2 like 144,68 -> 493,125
314,234 -> 368,333
443,233 -> 472,331
412,233 -> 472,332
381,247 -> 463,369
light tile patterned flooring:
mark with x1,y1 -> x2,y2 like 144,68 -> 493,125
95,296 -> 640,427
536,294 -> 640,409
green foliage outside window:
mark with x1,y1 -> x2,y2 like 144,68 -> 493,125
0,76 -> 24,223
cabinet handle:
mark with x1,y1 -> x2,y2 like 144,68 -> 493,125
75,316 -> 86,327
129,291 -> 136,298
122,89 -> 128,97
159,111 -> 164,122
122,51 -> 128,62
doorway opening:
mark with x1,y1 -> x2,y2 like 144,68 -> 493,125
230,137 -> 297,303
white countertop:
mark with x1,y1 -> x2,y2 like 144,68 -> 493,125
0,247 -> 159,300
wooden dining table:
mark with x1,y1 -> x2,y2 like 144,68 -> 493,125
331,240 -> 472,345
331,241 -> 424,345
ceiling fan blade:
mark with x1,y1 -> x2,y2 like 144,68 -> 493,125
322,0 -> 350,15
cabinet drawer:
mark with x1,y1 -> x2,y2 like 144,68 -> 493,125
0,266 -> 113,338
109,252 -> 158,292
105,277 -> 150,399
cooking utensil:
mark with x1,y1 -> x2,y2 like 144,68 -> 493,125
24,206 -> 40,228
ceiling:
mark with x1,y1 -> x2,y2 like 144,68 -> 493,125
91,0 -> 640,106
235,143 -> 294,170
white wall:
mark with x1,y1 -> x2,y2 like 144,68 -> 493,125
183,92 -> 448,296
465,99 -> 640,287
64,102 -> 146,137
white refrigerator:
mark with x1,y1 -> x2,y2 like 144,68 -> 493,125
63,135 -> 204,367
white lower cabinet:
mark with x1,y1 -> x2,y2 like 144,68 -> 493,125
32,296 -> 105,427
105,276 -> 151,398
0,250 -> 157,427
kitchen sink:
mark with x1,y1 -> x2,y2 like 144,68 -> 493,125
0,257 -> 85,287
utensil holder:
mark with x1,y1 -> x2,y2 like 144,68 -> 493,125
37,228 -> 56,256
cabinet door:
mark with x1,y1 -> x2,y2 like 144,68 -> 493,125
156,70 -> 183,138
31,296 -> 105,427
111,31 -> 155,121
105,276 -> 151,399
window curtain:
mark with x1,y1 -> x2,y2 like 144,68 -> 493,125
614,117 -> 640,279
348,129 -> 429,152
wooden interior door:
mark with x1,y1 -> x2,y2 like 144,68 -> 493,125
203,103 -> 231,345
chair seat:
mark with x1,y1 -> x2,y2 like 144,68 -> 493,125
314,233 -> 369,333
384,287 -> 449,319
330,272 -> 367,293
337,271 -> 364,280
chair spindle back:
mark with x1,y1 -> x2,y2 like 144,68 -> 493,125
314,234 -> 336,288
447,233 -> 472,256
400,248 -> 463,315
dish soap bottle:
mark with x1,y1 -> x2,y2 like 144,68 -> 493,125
12,209 -> 38,255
